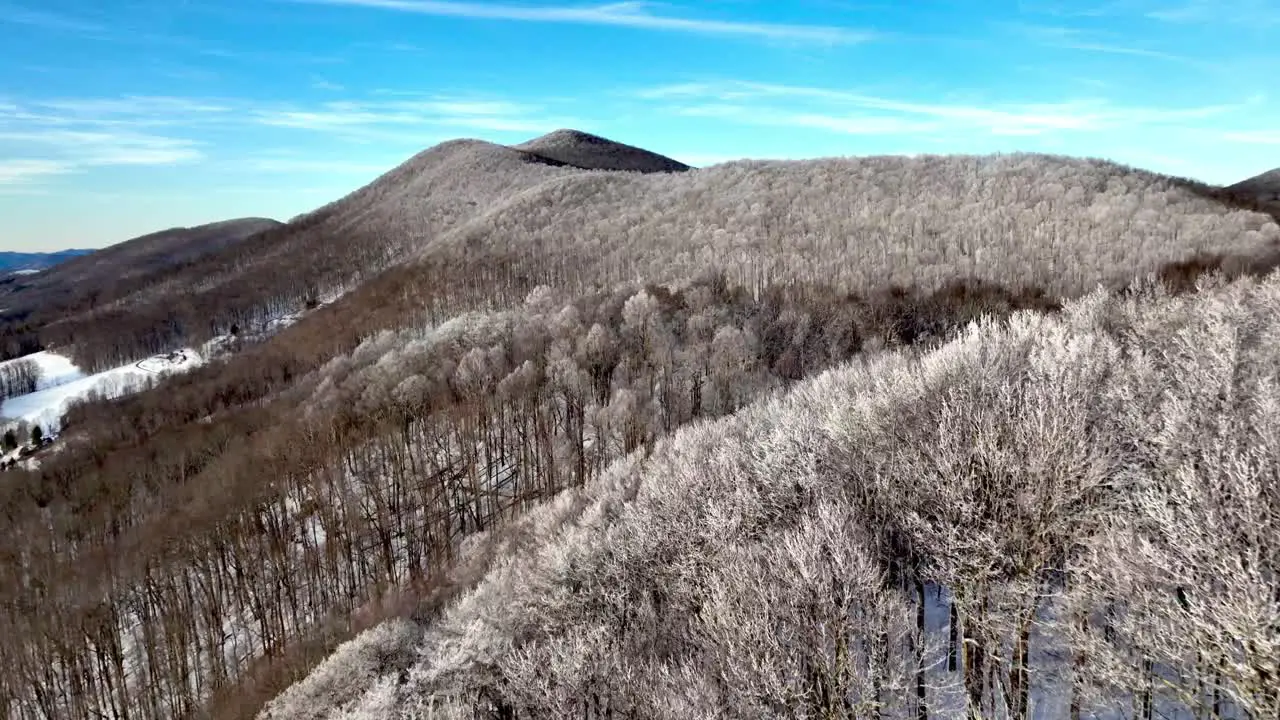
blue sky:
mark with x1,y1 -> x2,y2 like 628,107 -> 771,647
1,0 -> 1277,251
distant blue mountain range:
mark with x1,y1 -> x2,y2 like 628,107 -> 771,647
0,250 -> 95,275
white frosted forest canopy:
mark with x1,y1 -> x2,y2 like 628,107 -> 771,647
269,272 -> 1280,720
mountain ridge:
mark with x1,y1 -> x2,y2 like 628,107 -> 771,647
8,133 -> 1280,375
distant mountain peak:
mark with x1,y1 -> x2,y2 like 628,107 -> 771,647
527,129 -> 614,146
514,129 -> 691,174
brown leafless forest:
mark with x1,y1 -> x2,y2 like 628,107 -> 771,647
0,357 -> 40,400
0,133 -> 1278,720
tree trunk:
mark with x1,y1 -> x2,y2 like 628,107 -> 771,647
916,580 -> 928,720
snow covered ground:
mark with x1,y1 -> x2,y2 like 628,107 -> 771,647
0,349 -> 202,431
0,350 -> 86,390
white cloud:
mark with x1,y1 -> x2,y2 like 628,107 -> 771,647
290,0 -> 874,44
674,103 -> 942,135
0,96 -> 234,132
251,98 -> 575,137
1015,0 -> 1140,17
84,145 -> 203,166
0,99 -> 212,186
641,80 -> 1252,137
0,159 -> 76,185
434,115 -> 558,132
0,89 -> 574,191
0,4 -> 105,34
787,113 -> 946,136
1223,130 -> 1280,145
33,96 -> 232,119
416,100 -> 531,116
1021,0 -> 1280,27
246,158 -> 394,174
999,21 -> 1191,62
1046,39 -> 1186,60
255,108 -> 422,129
0,129 -> 203,166
1147,0 -> 1280,26
311,76 -> 346,91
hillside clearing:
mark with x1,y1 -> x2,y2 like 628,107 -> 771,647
0,349 -> 202,431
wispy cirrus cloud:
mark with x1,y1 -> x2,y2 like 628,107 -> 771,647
0,2 -> 232,55
1021,0 -> 1280,27
1000,21 -> 1192,62
1147,0 -> 1280,26
0,2 -> 106,35
33,96 -> 232,115
0,91 -> 570,188
288,0 -> 874,44
1223,130 -> 1280,145
640,80 -> 1254,138
0,96 -> 218,187
27,96 -> 234,125
246,158 -> 396,174
1050,39 -> 1181,60
1014,0 -> 1141,17
0,129 -> 204,167
252,97 -> 578,137
0,159 -> 76,186
311,76 -> 345,92
675,102 -> 943,135
1,5 -> 346,68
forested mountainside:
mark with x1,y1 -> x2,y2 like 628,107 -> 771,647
0,217 -> 280,360
419,152 -> 1277,296
0,249 -> 93,274
268,273 -> 1280,720
1,131 -> 1279,720
44,132 -> 692,373
53,141 -> 1280,375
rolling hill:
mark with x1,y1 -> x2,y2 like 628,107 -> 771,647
30,217 -> 281,287
1228,167 -> 1280,203
4,131 -> 1280,720
0,217 -> 280,309
0,217 -> 280,359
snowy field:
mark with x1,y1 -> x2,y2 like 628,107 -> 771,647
0,349 -> 202,431
0,350 -> 86,391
